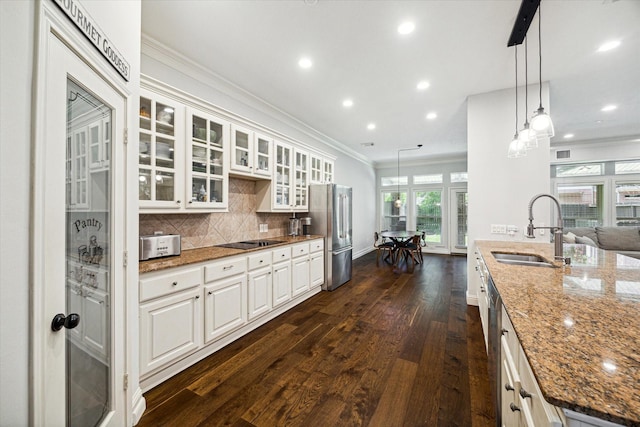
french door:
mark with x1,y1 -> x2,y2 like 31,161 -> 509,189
449,188 -> 468,254
34,30 -> 126,426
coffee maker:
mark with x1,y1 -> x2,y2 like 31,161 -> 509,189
300,217 -> 312,236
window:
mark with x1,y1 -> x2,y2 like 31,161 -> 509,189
555,163 -> 604,177
381,191 -> 407,231
557,184 -> 604,227
414,174 -> 443,185
455,191 -> 468,247
415,190 -> 442,243
615,161 -> 640,175
450,172 -> 468,183
381,176 -> 407,186
615,182 -> 640,226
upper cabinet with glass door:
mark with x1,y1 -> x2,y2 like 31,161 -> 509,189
294,147 -> 309,210
139,89 -> 184,211
186,108 -> 229,210
309,153 -> 334,185
230,124 -> 272,179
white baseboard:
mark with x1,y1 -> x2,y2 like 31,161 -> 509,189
131,387 -> 146,426
353,247 -> 375,259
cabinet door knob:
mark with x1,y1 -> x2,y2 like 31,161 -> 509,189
195,295 -> 200,300
208,291 -> 213,295
501,328 -> 509,335
510,403 -> 521,412
519,388 -> 532,399
505,383 -> 515,391
176,200 -> 181,204
172,281 -> 178,286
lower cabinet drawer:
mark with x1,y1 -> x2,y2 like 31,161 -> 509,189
205,256 -> 247,282
291,242 -> 310,258
139,267 -> 202,302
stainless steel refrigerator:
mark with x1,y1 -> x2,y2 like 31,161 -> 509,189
309,184 -> 352,291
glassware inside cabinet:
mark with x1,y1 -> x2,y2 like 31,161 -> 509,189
209,150 -> 223,176
155,136 -> 174,168
155,102 -> 174,136
210,178 -> 222,203
139,133 -> 151,165
256,137 -> 270,172
139,97 -> 151,131
139,169 -> 151,200
192,115 -> 207,141
209,121 -> 222,147
155,171 -> 175,201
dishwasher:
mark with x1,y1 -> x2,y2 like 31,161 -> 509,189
487,274 -> 502,427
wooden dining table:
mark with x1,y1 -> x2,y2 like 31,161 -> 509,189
380,230 -> 421,265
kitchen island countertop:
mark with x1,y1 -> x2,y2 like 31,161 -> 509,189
139,235 -> 325,274
476,240 -> 640,426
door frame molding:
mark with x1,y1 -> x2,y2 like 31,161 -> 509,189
30,1 -> 141,425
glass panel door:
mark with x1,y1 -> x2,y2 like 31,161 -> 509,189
557,183 -> 604,227
66,79 -> 111,426
450,189 -> 468,253
381,191 -> 407,231
415,190 -> 443,245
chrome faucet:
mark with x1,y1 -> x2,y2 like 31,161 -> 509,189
525,193 -> 566,262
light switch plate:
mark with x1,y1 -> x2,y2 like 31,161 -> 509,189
491,224 -> 507,234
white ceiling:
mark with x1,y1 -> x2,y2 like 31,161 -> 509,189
141,0 -> 640,165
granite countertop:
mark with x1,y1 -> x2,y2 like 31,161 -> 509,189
476,240 -> 640,426
139,235 -> 324,274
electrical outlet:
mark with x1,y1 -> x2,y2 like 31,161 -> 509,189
259,223 -> 268,233
506,225 -> 518,236
491,224 -> 507,234
539,222 -> 545,236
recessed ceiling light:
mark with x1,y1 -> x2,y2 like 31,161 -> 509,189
342,99 -> 354,108
563,133 -> 574,139
597,40 -> 621,52
298,57 -> 312,69
426,112 -> 437,120
601,104 -> 617,112
417,81 -> 430,91
397,21 -> 415,35
367,123 -> 376,130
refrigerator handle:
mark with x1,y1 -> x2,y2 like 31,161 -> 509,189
337,193 -> 343,239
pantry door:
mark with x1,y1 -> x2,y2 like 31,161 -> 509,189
34,31 -> 126,426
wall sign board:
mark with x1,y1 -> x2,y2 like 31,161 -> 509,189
51,0 -> 130,81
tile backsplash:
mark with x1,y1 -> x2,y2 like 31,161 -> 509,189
140,178 -> 297,250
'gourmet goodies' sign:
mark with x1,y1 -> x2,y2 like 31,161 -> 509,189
51,0 -> 130,81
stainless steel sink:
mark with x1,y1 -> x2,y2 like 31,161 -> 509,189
491,252 -> 556,268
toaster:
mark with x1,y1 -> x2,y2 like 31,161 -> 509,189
139,234 -> 181,260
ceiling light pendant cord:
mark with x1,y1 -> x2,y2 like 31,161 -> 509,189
520,37 -> 538,149
538,8 -> 543,110
515,44 -> 519,132
508,44 -> 526,158
530,4 -> 554,138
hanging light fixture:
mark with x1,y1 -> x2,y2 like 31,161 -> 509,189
518,37 -> 538,149
530,4 -> 555,139
394,145 -> 423,208
508,45 -> 527,158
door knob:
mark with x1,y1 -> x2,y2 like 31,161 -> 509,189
51,313 -> 80,331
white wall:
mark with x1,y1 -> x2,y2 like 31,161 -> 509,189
0,1 -> 34,424
466,84 -> 551,303
140,42 -> 377,259
0,1 -> 141,425
551,137 -> 640,164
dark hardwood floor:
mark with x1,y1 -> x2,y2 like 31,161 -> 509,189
137,252 -> 495,427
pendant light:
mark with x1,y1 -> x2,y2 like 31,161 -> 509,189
530,5 -> 555,139
508,44 -> 527,158
518,37 -> 538,149
394,150 -> 402,208
394,145 -> 423,208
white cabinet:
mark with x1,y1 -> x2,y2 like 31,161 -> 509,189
138,89 -> 185,211
272,247 -> 292,308
247,251 -> 272,320
204,275 -> 247,343
88,117 -> 110,171
230,124 -> 272,178
256,141 -> 309,212
310,239 -> 325,288
475,251 -> 489,350
500,307 -> 563,427
186,108 -> 229,210
139,287 -> 202,375
310,154 -> 334,185
203,256 -> 247,343
291,242 -> 310,297
82,287 -> 109,359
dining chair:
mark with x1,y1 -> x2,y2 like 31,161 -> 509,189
374,232 -> 395,263
398,234 -> 422,265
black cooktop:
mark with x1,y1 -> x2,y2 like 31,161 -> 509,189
214,240 -> 285,250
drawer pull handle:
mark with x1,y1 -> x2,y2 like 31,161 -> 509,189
172,281 -> 178,286
510,403 -> 521,412
223,266 -> 234,270
195,295 -> 200,300
501,328 -> 509,335
519,388 -> 532,399
208,291 -> 213,295
259,260 -> 263,263
505,383 -> 515,391
282,254 -> 286,257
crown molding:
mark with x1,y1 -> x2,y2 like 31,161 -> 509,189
374,152 -> 468,170
141,34 -> 373,168
550,134 -> 640,149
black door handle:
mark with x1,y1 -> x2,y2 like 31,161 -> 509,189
51,313 -> 80,331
